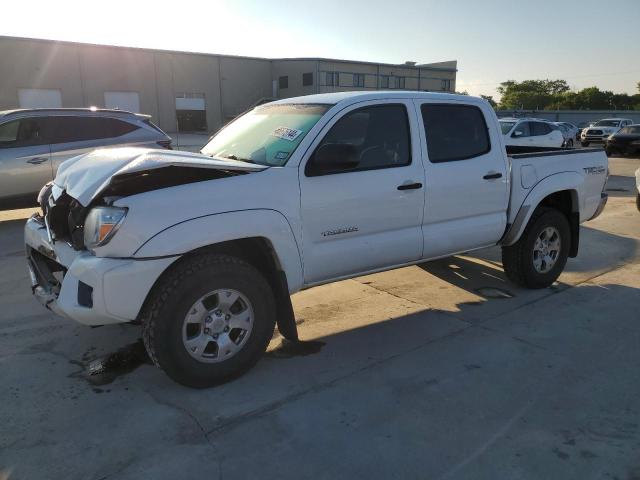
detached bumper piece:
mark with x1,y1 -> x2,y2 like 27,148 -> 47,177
26,245 -> 66,316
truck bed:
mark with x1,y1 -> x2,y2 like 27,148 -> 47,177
507,146 -> 608,228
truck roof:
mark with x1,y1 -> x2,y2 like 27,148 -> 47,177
270,90 -> 487,108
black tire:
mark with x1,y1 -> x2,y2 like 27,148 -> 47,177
141,253 -> 276,388
605,147 -> 613,156
502,208 -> 571,289
581,141 -> 590,147
566,139 -> 574,148
636,193 -> 640,212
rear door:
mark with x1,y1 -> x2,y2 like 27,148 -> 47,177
0,117 -> 52,204
48,116 -> 141,174
299,100 -> 425,284
416,101 -> 509,258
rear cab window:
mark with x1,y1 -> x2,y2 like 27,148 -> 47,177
420,103 -> 490,162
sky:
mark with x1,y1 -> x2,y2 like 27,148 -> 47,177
2,0 -> 639,99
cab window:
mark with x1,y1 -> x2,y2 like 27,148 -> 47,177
306,104 -> 411,176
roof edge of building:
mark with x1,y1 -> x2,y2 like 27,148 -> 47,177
0,35 -> 457,71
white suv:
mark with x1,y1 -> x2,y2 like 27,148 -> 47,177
500,118 -> 564,149
581,118 -> 633,146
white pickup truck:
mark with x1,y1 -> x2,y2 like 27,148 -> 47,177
25,92 -> 609,387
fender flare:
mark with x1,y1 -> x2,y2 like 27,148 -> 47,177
134,209 -> 304,293
502,171 -> 582,246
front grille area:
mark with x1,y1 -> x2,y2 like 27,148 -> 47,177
587,129 -> 603,136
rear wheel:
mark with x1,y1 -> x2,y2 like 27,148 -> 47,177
142,253 -> 276,388
502,208 -> 570,289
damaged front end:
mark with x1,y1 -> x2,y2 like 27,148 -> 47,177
25,148 -> 263,325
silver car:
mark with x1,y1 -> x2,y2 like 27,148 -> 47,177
0,108 -> 172,209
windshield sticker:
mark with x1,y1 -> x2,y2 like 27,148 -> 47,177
272,127 -> 303,142
275,151 -> 290,160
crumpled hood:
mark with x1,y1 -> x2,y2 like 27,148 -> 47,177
54,147 -> 267,206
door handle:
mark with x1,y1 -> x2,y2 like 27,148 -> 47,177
483,172 -> 503,180
26,157 -> 48,165
397,182 -> 423,191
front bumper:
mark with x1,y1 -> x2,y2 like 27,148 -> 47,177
588,193 -> 608,221
582,135 -> 609,143
25,215 -> 176,326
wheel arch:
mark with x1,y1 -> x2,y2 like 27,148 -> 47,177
503,172 -> 583,256
134,210 -> 303,340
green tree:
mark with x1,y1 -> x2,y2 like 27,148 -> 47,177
480,95 -> 497,108
497,79 -> 569,110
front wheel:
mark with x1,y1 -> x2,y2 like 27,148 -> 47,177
142,253 -> 276,388
581,141 -> 590,147
502,208 -> 570,289
636,193 -> 640,212
565,139 -> 574,148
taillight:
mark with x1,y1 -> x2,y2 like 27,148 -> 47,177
157,140 -> 172,150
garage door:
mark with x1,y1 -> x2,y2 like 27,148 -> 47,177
18,89 -> 62,108
104,91 -> 140,113
175,93 -> 207,132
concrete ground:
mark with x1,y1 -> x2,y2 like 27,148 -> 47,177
1,157 -> 639,480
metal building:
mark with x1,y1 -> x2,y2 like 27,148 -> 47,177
0,36 -> 457,133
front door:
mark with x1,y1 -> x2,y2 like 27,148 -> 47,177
0,117 -> 52,205
299,100 -> 425,284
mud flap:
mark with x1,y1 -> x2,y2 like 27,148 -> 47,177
274,270 -> 298,341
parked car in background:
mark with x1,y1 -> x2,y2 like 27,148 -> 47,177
26,92 -> 608,387
554,122 -> 578,147
500,118 -> 565,148
581,118 -> 633,147
0,108 -> 172,209
558,122 -> 580,142
577,121 -> 596,140
605,125 -> 640,157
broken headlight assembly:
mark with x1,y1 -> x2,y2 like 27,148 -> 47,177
83,206 -> 128,250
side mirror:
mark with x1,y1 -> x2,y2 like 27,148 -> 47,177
512,130 -> 524,138
307,143 -> 359,176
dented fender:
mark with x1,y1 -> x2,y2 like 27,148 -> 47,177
133,209 -> 304,293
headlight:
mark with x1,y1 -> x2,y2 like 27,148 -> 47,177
83,206 -> 127,250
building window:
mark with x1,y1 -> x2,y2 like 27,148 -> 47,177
441,79 -> 452,91
175,92 -> 207,132
380,75 -> 390,88
326,72 -> 339,87
397,77 -> 406,89
353,73 -> 365,88
279,76 -> 289,89
303,72 -> 313,86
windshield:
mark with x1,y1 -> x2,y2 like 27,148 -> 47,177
594,120 -> 621,127
201,103 -> 332,166
500,121 -> 516,134
619,126 -> 640,135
